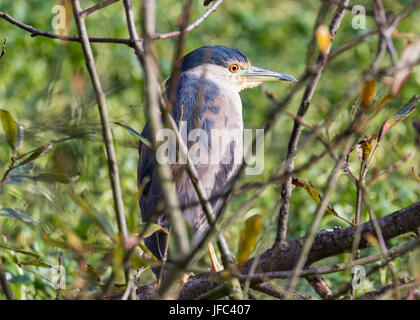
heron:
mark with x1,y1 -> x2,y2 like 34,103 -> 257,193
137,45 -> 296,277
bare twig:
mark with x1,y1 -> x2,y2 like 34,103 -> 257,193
286,138 -> 353,293
81,0 -> 121,17
0,0 -> 224,46
70,0 -> 130,283
276,0 -> 350,244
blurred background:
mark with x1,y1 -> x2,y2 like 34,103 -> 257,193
0,0 -> 419,299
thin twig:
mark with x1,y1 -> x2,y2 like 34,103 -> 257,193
125,0 -> 191,299
286,137 -> 353,293
70,0 -> 130,285
276,0 -> 350,244
81,0 -> 121,17
0,0 -> 224,46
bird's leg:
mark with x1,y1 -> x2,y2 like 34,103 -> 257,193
208,242 -> 223,272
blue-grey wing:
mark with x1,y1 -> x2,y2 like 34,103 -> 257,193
137,123 -> 168,261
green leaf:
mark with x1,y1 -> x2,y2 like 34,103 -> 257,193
0,208 -> 39,224
136,223 -> 167,238
292,178 -> 355,226
20,260 -> 52,269
131,254 -> 159,269
237,214 -> 262,268
378,95 -> 420,142
0,243 -> 40,259
0,109 -> 18,151
6,162 -> 34,185
17,142 -> 53,167
113,122 -> 152,148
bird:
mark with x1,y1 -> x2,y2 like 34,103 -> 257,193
137,45 -> 296,277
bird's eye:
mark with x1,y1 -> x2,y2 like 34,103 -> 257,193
229,64 -> 239,73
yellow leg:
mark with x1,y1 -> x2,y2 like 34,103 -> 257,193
208,242 -> 223,272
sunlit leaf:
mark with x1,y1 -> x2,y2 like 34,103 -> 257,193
136,223 -> 167,238
0,109 -> 18,151
292,178 -> 355,226
0,208 -> 39,224
138,242 -> 158,261
378,95 -> 420,142
237,214 -> 262,268
315,25 -> 330,54
131,254 -> 159,269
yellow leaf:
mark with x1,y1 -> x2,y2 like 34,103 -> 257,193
356,137 -> 374,162
237,215 -> 262,268
361,79 -> 376,111
0,109 -> 18,151
292,178 -> 355,226
315,25 -> 331,54
86,264 -> 102,283
136,223 -> 167,238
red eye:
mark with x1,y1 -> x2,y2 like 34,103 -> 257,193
229,64 -> 239,73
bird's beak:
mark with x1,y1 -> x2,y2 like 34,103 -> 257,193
243,66 -> 297,82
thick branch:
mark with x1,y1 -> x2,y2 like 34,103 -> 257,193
137,202 -> 420,299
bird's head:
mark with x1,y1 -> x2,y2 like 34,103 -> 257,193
179,45 -> 297,92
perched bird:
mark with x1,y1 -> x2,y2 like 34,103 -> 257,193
137,45 -> 295,276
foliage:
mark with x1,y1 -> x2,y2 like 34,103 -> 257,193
0,0 -> 419,300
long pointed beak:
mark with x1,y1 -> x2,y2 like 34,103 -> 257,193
243,66 -> 297,82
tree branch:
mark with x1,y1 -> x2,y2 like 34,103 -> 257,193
136,202 -> 420,299
276,0 -> 350,244
0,0 -> 224,46
70,0 -> 130,282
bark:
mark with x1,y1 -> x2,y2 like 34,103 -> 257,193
136,202 -> 420,299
